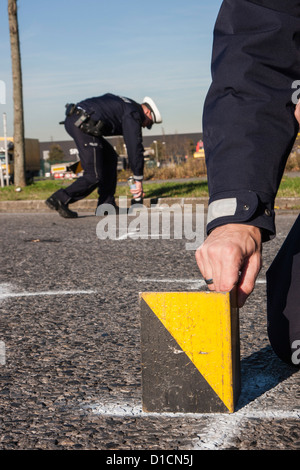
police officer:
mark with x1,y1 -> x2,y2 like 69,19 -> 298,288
195,0 -> 300,365
45,93 -> 162,218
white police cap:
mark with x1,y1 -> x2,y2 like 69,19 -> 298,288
142,96 -> 162,124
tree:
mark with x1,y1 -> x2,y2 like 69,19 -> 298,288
48,144 -> 65,162
8,0 -> 26,187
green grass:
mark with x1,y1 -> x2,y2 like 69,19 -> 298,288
0,179 -> 87,201
139,181 -> 209,199
0,178 -> 209,201
276,176 -> 300,198
1,176 -> 300,201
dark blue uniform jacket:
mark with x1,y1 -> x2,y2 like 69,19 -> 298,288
77,93 -> 145,180
204,0 -> 300,240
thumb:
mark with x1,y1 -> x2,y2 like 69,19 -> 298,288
237,252 -> 262,308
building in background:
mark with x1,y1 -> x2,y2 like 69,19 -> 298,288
39,132 -> 203,177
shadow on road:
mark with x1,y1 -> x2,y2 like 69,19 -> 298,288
237,345 -> 298,410
145,181 -> 208,199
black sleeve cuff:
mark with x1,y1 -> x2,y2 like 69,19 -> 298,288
206,190 -> 275,241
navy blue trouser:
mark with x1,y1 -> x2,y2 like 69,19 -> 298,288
53,114 -> 118,206
267,215 -> 300,366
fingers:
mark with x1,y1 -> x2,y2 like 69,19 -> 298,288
196,241 -> 241,293
195,243 -> 214,289
130,189 -> 143,199
195,224 -> 262,307
130,181 -> 143,199
237,250 -> 262,307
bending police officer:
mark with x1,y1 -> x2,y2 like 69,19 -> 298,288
46,93 -> 162,218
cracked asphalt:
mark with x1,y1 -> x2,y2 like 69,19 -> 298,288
0,207 -> 299,452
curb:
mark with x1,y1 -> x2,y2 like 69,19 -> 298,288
0,197 -> 299,213
0,198 -> 209,213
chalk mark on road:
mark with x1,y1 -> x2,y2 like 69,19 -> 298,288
0,283 -> 96,300
134,278 -> 267,290
84,399 -> 299,450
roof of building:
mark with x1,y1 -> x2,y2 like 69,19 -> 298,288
39,132 -> 203,161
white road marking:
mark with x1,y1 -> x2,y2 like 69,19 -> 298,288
192,408 -> 299,450
137,278 -> 204,283
136,278 -> 266,283
0,283 -> 96,300
135,278 -> 267,289
84,399 -> 299,450
115,231 -> 140,240
0,341 -> 5,365
0,290 -> 96,299
86,401 -> 299,420
132,278 -> 207,289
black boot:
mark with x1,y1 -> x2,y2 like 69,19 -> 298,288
45,195 -> 78,218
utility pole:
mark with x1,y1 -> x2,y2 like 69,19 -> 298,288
8,0 -> 26,187
3,113 -> 10,185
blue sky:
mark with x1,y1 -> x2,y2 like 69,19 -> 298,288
0,0 -> 222,142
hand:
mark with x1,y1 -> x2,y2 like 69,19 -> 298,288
195,224 -> 262,308
130,180 -> 144,199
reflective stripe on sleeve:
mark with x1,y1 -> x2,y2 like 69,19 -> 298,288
207,198 -> 237,225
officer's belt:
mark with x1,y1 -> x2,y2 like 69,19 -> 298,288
64,103 -> 105,137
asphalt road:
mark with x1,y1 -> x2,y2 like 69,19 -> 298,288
0,206 -> 299,452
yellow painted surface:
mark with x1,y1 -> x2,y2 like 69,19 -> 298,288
0,164 -> 12,172
73,161 -> 82,174
140,291 -> 236,412
193,149 -> 205,158
51,166 -> 67,172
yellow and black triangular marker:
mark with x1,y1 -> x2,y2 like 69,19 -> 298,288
140,291 -> 240,413
67,161 -> 83,174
